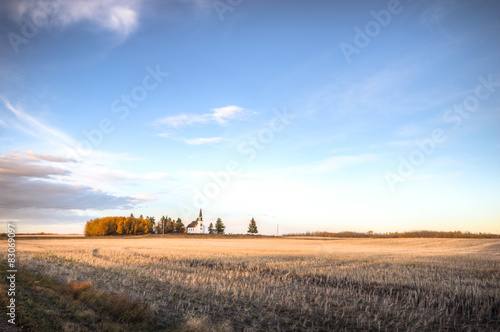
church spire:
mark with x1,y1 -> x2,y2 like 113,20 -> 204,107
199,209 -> 203,221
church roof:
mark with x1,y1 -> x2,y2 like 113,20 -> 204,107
188,209 -> 203,228
187,220 -> 198,228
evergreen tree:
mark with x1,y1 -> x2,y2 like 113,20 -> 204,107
174,218 -> 185,233
154,221 -> 162,234
247,218 -> 258,234
165,217 -> 174,233
159,216 -> 166,234
215,218 -> 225,234
208,222 -> 215,234
148,216 -> 155,234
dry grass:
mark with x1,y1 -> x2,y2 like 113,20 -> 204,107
0,260 -> 162,331
3,236 -> 500,331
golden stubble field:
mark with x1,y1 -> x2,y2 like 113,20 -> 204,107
7,236 -> 500,331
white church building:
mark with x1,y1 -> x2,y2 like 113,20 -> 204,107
187,209 -> 205,234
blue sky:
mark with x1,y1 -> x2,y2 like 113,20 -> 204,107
0,0 -> 499,234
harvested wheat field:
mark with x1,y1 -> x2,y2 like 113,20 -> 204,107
3,236 -> 500,331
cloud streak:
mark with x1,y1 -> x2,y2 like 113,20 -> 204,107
3,0 -> 140,37
0,97 -> 138,164
0,97 -> 78,154
8,150 -> 77,163
154,105 -> 245,145
156,105 -> 246,128
0,153 -> 70,178
0,152 -> 142,210
182,137 -> 224,145
0,177 -> 139,210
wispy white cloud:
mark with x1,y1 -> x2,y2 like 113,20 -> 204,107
182,137 -> 224,145
307,68 -> 419,116
0,97 -> 168,217
1,96 -> 76,149
420,1 -> 448,25
154,105 -> 245,145
4,0 -> 140,37
0,97 -> 137,164
156,132 -> 224,145
8,150 -> 76,163
305,64 -> 470,119
157,114 -> 208,127
420,2 -> 462,45
156,105 -> 245,128
211,106 -> 245,125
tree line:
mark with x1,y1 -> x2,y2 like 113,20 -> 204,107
84,214 -> 155,236
84,214 -> 260,236
207,218 -> 226,234
84,214 -> 190,236
154,215 -> 186,234
284,230 -> 499,239
84,214 -> 234,236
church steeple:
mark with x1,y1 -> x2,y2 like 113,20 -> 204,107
198,209 -> 203,221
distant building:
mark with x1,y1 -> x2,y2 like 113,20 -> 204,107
187,209 -> 205,234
